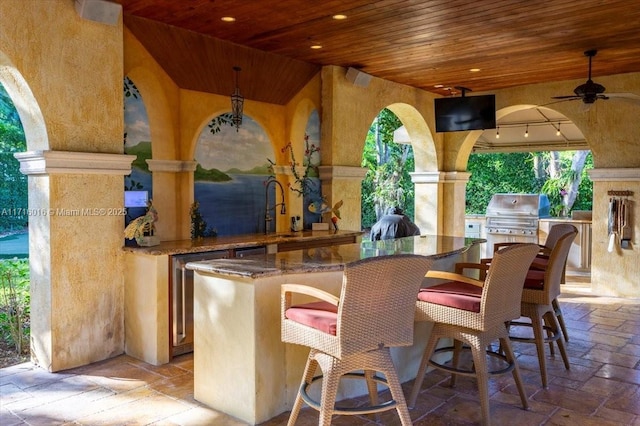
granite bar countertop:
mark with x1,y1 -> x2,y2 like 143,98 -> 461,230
186,235 -> 484,279
122,229 -> 363,256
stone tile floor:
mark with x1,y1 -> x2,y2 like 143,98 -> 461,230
1,278 -> 639,425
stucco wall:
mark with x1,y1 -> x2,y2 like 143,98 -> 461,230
1,0 -> 125,371
590,179 -> 640,297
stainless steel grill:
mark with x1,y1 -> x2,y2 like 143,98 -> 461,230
485,194 -> 550,254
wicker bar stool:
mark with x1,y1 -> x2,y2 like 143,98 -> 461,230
281,254 -> 433,426
509,228 -> 577,388
408,244 -> 540,426
527,223 -> 578,342
484,223 -> 578,342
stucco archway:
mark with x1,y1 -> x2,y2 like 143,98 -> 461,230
386,102 -> 436,173
362,103 -> 441,234
0,52 -> 54,369
0,52 -> 48,150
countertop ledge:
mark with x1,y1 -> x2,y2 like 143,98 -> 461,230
122,229 -> 363,256
186,235 -> 485,279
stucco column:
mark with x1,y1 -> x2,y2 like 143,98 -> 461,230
318,165 -> 368,231
14,150 -> 135,372
411,171 -> 471,237
146,160 -> 197,240
587,168 -> 639,298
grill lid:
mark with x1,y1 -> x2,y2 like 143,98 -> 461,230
485,194 -> 550,218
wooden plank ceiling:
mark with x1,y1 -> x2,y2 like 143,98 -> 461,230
116,0 -> 640,106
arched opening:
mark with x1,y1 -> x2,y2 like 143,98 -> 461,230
361,108 -> 416,230
0,82 -> 28,250
461,104 -> 593,273
0,52 -> 49,367
360,103 -> 437,236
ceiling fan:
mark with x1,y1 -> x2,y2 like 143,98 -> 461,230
552,49 -> 640,106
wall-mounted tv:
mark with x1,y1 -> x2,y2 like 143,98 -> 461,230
434,94 -> 496,132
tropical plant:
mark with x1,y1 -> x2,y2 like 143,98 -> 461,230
0,84 -> 28,233
539,150 -> 591,216
465,152 -> 540,214
361,109 -> 415,229
0,259 -> 30,355
465,151 -> 593,216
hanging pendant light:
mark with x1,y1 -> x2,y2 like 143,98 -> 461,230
231,66 -> 244,132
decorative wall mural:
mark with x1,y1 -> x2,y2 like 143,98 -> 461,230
302,110 -> 322,227
122,84 -> 322,237
123,77 -> 152,226
194,114 -> 275,236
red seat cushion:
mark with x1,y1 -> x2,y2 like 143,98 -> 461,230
418,281 -> 483,312
285,301 -> 338,335
530,256 -> 549,270
524,269 -> 545,289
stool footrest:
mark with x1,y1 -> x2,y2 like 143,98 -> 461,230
509,321 -> 561,344
429,345 -> 515,377
300,372 -> 398,415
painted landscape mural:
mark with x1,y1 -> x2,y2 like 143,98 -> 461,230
193,111 -> 322,236
123,77 -> 152,228
123,76 -> 321,238
194,115 -> 275,236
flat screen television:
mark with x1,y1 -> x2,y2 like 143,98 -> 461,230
434,94 -> 496,132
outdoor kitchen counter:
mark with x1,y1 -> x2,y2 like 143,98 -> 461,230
122,229 -> 363,367
539,217 -> 592,274
187,235 -> 483,425
122,229 -> 364,255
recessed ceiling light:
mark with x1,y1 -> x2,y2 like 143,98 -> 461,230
434,84 -> 444,88
221,16 -> 236,22
310,44 -> 323,49
469,68 -> 481,72
332,14 -> 347,20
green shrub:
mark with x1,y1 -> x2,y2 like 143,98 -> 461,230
0,258 -> 30,355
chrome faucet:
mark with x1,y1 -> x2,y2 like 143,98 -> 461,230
264,177 -> 286,234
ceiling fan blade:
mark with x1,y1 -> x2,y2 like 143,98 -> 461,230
551,95 -> 580,100
605,92 -> 640,102
539,98 -> 580,108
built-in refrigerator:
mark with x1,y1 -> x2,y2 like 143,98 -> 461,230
170,250 -> 228,357
170,246 -> 267,357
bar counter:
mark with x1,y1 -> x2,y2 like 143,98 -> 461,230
187,235 -> 483,425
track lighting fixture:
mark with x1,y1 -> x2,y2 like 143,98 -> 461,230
524,124 -> 529,138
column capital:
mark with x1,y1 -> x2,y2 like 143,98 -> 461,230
318,165 -> 368,181
588,168 -> 640,181
146,159 -> 197,172
410,171 -> 471,184
14,150 -> 136,175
